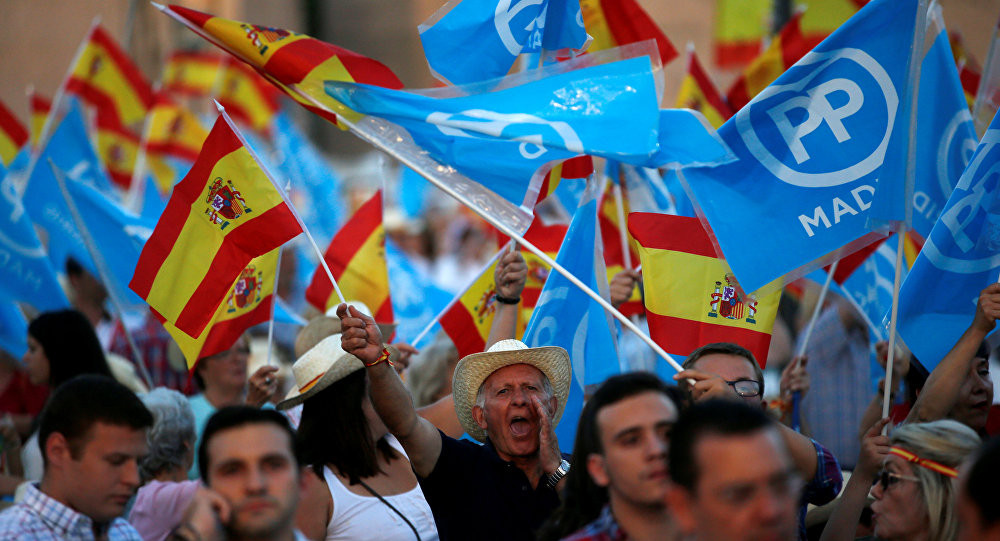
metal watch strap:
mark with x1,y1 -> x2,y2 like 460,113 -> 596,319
546,459 -> 571,488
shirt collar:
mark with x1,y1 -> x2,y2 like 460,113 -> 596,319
23,483 -> 98,538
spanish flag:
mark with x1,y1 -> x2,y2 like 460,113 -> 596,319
725,11 -> 811,113
439,251 -> 508,358
162,50 -> 223,98
798,0 -> 868,48
94,111 -> 140,189
158,4 -> 403,127
580,0 -> 678,66
145,91 -> 209,164
130,111 -> 302,339
713,0 -> 770,68
675,48 -> 733,129
520,219 -> 568,320
65,24 -> 153,131
534,156 -> 593,207
0,99 -> 27,166
166,248 -> 281,367
28,91 -> 51,149
217,60 -> 282,135
629,213 -> 781,366
598,179 -> 642,317
305,190 -> 392,324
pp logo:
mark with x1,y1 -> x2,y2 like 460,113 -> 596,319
495,0 -> 546,55
924,129 -> 1000,274
427,109 -> 584,160
935,109 -> 977,199
0,175 -> 46,259
737,48 -> 898,188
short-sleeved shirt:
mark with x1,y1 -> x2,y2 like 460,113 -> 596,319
418,431 -> 563,541
0,482 -> 143,540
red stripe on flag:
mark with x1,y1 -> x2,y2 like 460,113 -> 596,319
90,27 -> 154,108
440,302 -> 486,358
0,102 -> 27,148
627,213 -> 716,258
169,5 -> 214,28
601,0 -> 678,65
305,191 -> 383,309
647,312 -> 772,368
561,155 -> 594,178
715,42 -> 761,69
262,37 -> 335,85
198,295 -> 275,359
173,204 -> 299,336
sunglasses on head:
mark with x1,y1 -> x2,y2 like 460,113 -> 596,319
875,469 -> 919,489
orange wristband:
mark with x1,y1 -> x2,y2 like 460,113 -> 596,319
364,347 -> 395,368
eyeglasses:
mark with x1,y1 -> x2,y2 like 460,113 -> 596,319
726,378 -> 762,398
875,469 -> 919,490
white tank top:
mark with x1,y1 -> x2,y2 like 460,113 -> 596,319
323,435 -> 439,541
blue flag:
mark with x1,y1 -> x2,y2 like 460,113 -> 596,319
897,111 -> 1000,370
273,111 -> 347,243
0,155 -> 70,312
0,301 -> 28,359
523,178 -> 621,450
680,0 -> 919,292
385,240 -> 453,345
836,236 -> 907,341
397,166 -> 434,220
419,0 -> 588,85
138,174 -> 167,223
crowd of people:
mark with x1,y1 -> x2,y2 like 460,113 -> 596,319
0,242 -> 999,541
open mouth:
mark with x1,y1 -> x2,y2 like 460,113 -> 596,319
509,416 -> 533,437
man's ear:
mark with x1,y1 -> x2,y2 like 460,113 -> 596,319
665,483 -> 697,534
547,394 -> 558,418
44,432 -> 72,469
472,405 -> 488,430
586,453 -> 610,488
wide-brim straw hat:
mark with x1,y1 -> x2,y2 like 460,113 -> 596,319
277,334 -> 364,410
452,339 -> 571,442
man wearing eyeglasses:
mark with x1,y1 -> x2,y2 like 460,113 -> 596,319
674,342 -> 842,541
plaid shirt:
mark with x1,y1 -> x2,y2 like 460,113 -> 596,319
798,438 -> 843,540
562,506 -> 628,541
0,483 -> 142,540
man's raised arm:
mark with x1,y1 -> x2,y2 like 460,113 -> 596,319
338,304 -> 442,477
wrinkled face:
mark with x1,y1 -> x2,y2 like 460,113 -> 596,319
61,422 -> 148,523
198,339 -> 250,392
870,455 -> 928,540
949,356 -> 993,432
23,335 -> 50,386
677,429 -> 801,541
472,363 -> 555,461
588,391 -> 677,507
206,424 -> 302,540
690,354 -> 763,408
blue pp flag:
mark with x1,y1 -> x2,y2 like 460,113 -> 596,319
523,177 -> 622,450
836,236 -> 907,341
897,111 -> 1000,370
419,0 -> 588,85
0,157 -> 70,312
679,0 -> 920,293
0,301 -> 28,358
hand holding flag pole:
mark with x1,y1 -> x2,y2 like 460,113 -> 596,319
213,101 -> 345,306
48,157 -> 154,389
790,259 -> 838,433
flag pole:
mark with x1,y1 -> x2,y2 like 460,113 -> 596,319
48,158 -> 154,389
611,173 -> 633,270
972,12 -> 1000,137
881,223 -> 907,428
214,102 -> 346,305
788,259 -> 838,432
263,247 -> 283,368
410,244 -> 510,348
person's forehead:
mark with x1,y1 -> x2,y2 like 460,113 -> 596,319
484,363 -> 545,387
693,429 -> 788,487
207,423 -> 293,467
692,353 -> 757,380
596,391 -> 677,441
79,422 -> 148,455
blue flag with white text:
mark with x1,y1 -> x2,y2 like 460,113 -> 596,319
419,0 -> 588,85
523,178 -> 622,450
897,111 -> 1000,370
679,0 -> 919,292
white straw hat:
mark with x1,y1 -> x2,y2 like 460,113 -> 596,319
277,334 -> 364,410
452,339 -> 571,442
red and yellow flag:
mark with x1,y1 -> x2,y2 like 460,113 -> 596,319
439,252 -> 507,358
162,50 -> 224,97
520,219 -> 567,319
305,190 -> 393,324
534,155 -> 593,207
675,48 -> 733,129
28,91 -> 51,149
598,180 -> 642,317
581,0 -> 678,66
950,32 -> 981,109
130,112 -> 302,339
629,213 -> 781,366
160,5 -> 403,127
65,24 -> 154,131
166,248 -> 281,367
798,0 -> 868,49
217,60 -> 282,134
94,112 -> 140,189
0,99 -> 27,166
725,11 -> 812,113
713,0 -> 770,68
145,91 -> 209,164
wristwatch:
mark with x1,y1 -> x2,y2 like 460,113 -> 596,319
546,459 -> 571,488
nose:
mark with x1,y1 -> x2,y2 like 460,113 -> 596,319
511,387 -> 529,406
121,461 -> 141,490
245,465 -> 266,494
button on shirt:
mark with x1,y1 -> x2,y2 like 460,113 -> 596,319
0,483 -> 143,540
418,431 -> 563,541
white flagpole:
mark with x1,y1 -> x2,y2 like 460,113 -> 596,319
612,177 -> 633,271
48,158 -> 154,389
214,102 -> 346,305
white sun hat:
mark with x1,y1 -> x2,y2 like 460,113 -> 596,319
277,334 -> 364,410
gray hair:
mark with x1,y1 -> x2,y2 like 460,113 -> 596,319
407,335 -> 460,408
139,388 -> 196,482
890,419 -> 981,541
475,367 -> 554,409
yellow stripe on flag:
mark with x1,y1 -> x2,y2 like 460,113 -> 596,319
322,224 -> 391,313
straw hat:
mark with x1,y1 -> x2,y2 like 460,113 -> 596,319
452,339 -> 571,442
276,334 -> 364,410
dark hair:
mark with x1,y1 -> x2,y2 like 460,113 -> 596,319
296,369 -> 394,484
966,436 -> 1000,527
683,342 -> 765,397
38,375 -> 153,467
28,310 -> 112,389
537,372 -> 678,541
198,406 -> 301,482
668,400 -> 774,491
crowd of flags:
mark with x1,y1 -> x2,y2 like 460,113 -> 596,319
2,0 -> 1000,449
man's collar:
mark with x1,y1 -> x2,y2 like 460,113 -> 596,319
24,482 -> 98,537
